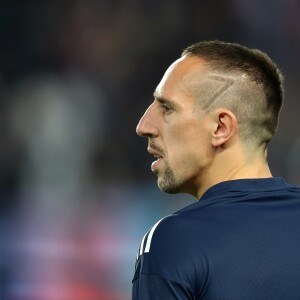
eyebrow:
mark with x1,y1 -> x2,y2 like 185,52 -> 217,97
153,91 -> 175,107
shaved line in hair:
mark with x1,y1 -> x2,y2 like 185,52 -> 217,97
200,74 -> 235,111
181,72 -> 237,114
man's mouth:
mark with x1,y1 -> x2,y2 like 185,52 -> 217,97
148,148 -> 163,159
147,148 -> 164,170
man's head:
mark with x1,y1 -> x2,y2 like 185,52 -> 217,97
136,40 -> 284,197
182,41 -> 284,148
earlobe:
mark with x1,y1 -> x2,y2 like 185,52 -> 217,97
211,110 -> 237,147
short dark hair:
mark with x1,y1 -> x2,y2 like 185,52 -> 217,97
182,40 -> 284,148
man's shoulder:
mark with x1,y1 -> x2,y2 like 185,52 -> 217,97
136,211 -> 201,261
133,213 -> 207,286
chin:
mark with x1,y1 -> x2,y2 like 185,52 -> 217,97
157,178 -> 180,194
158,184 -> 180,194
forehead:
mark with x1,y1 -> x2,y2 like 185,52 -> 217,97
155,55 -> 251,112
155,55 -> 207,102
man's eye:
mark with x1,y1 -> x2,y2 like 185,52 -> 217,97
161,104 -> 173,113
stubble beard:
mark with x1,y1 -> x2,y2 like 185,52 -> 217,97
149,140 -> 180,194
156,165 -> 179,194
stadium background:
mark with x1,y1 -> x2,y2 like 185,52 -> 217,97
1,1 -> 300,299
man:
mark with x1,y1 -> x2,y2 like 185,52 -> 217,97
132,41 -> 300,299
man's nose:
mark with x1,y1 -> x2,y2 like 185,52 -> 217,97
136,103 -> 158,138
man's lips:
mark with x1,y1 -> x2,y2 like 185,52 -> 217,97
147,148 -> 163,159
148,147 -> 164,171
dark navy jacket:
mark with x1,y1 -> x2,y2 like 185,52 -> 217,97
132,178 -> 300,299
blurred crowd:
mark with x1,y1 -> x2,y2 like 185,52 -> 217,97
1,0 -> 300,299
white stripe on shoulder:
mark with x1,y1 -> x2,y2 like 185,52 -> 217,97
139,231 -> 147,256
144,216 -> 166,253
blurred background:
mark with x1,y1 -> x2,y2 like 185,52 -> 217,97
0,0 -> 300,299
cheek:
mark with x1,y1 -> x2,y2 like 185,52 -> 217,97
172,122 -> 208,148
168,126 -> 211,165
167,132 -> 202,159
162,115 -> 210,153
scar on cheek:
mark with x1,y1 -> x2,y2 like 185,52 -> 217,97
201,75 -> 235,110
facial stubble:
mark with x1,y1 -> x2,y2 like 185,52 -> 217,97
148,141 -> 177,193
154,162 -> 180,194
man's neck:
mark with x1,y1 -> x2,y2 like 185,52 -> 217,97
195,149 -> 272,199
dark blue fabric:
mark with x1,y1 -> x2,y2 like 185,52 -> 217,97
132,178 -> 300,299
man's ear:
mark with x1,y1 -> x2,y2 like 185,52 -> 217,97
211,109 -> 238,147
